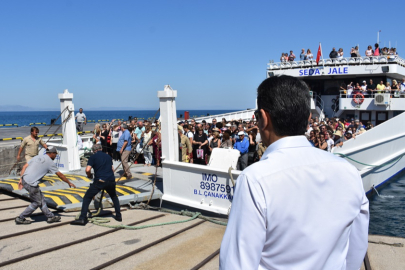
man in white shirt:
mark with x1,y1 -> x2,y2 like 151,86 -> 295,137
325,131 -> 334,152
220,75 -> 369,270
75,108 -> 87,132
400,78 -> 405,94
361,81 -> 368,96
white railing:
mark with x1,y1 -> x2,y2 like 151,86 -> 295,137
267,55 -> 405,70
332,112 -> 405,193
192,109 -> 256,123
339,90 -> 405,98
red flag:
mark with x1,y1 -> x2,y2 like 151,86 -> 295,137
316,43 -> 322,65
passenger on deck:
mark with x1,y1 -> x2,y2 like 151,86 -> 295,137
350,47 -> 357,57
400,78 -> 405,94
391,80 -> 399,94
329,47 -> 338,59
347,82 -> 354,97
306,49 -> 313,60
337,48 -> 344,59
17,127 -> 48,163
374,43 -> 380,56
360,81 -> 368,96
280,53 -> 286,62
300,48 -> 306,60
384,82 -> 391,93
368,79 -> 376,95
365,45 -> 373,57
288,50 -> 296,61
377,81 -> 385,93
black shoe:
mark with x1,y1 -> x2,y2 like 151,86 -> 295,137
115,216 -> 122,222
70,219 -> 87,226
47,216 -> 61,223
15,217 -> 31,225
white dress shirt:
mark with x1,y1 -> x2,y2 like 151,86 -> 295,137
220,136 -> 369,270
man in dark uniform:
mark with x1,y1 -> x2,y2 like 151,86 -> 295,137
70,144 -> 122,225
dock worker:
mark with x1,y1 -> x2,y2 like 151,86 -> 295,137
75,108 -> 87,132
70,144 -> 122,225
233,131 -> 249,170
17,126 -> 48,163
16,146 -> 76,225
220,75 -> 369,270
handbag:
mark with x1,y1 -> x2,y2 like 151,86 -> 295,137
196,149 -> 204,159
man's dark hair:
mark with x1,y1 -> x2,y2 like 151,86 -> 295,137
31,127 -> 39,133
257,75 -> 310,136
216,122 -> 223,129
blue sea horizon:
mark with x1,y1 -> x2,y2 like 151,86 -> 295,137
0,109 -> 241,127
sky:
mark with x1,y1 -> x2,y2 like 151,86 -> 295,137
1,0 -> 404,110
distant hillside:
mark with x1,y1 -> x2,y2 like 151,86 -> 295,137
0,105 -> 58,111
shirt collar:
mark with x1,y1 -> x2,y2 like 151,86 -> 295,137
262,135 -> 311,159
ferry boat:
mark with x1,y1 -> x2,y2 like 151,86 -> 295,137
163,54 -> 405,214
3,55 -> 405,216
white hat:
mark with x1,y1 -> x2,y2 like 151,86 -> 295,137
152,123 -> 156,126
238,131 -> 245,136
226,123 -> 231,127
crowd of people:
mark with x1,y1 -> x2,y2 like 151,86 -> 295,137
88,116 -> 267,171
177,118 -> 267,170
306,116 -> 372,151
87,113 -> 374,170
340,78 -> 405,97
91,118 -> 161,169
280,43 -> 399,62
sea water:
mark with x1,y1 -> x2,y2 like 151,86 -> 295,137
0,109 -> 239,127
368,169 -> 405,238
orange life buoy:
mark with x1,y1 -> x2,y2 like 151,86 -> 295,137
353,93 -> 364,105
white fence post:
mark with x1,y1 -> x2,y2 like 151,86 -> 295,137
158,85 -> 179,162
58,89 -> 80,172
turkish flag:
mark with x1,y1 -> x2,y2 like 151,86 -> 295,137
316,44 -> 322,65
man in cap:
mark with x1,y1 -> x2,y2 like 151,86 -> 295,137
117,123 -> 132,180
16,146 -> 76,224
70,144 -> 122,225
333,130 -> 344,147
17,127 -> 48,163
233,131 -> 249,170
220,75 -> 368,270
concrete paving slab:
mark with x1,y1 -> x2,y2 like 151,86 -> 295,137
2,212 -> 201,270
104,221 -> 225,270
0,194 -> 17,200
200,254 -> 219,270
0,199 -> 29,209
0,210 -> 161,262
367,234 -> 405,270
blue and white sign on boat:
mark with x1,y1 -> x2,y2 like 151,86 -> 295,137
299,67 -> 349,76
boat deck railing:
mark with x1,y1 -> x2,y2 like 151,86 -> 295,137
339,90 -> 405,98
268,55 -> 405,70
